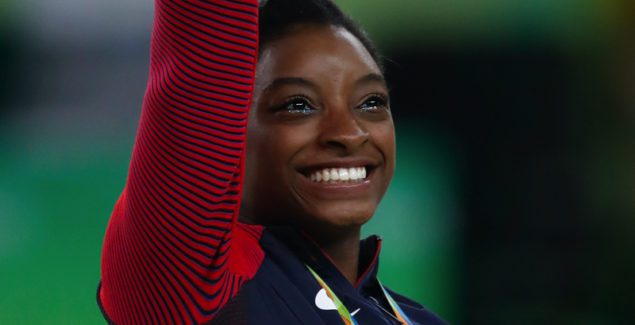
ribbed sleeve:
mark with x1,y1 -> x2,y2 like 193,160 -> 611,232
99,1 -> 263,324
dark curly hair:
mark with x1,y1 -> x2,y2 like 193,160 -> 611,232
258,0 -> 383,71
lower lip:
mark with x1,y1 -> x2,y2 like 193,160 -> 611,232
297,171 -> 374,199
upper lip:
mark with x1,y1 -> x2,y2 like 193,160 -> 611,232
297,157 -> 379,174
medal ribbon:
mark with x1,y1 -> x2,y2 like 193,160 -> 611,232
306,265 -> 412,325
378,279 -> 414,325
307,265 -> 358,325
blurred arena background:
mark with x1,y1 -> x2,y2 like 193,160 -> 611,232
1,0 -> 634,323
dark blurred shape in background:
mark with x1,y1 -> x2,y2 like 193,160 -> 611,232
1,0 -> 633,324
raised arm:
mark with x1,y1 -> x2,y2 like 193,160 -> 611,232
99,1 -> 262,324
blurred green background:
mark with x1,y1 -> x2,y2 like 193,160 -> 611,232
1,0 -> 634,324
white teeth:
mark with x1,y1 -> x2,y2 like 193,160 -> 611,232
308,167 -> 368,183
322,169 -> 330,181
339,168 -> 349,181
330,168 -> 339,181
350,168 -> 358,179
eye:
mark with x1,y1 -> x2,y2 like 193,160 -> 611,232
276,96 -> 316,116
358,94 -> 389,113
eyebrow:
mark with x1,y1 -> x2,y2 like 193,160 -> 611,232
355,73 -> 387,88
261,73 -> 387,94
262,77 -> 318,94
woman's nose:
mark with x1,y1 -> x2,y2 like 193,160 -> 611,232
318,107 -> 369,153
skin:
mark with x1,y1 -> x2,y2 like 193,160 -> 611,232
241,24 -> 395,284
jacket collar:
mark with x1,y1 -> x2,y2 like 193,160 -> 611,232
267,226 -> 382,294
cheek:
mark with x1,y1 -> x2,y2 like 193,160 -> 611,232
371,122 -> 396,162
247,124 -> 314,176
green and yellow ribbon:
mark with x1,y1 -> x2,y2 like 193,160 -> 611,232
306,265 -> 412,325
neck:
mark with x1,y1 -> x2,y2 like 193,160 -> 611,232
309,226 -> 361,285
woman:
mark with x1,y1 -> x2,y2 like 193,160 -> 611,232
99,0 -> 446,324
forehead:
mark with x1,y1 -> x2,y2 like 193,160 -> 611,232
256,25 -> 382,83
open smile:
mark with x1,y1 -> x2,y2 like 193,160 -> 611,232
297,160 -> 378,186
307,166 -> 367,183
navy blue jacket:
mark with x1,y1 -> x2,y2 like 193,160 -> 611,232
209,227 -> 447,324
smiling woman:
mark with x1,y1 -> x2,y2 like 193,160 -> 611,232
98,0 -> 446,324
243,24 -> 395,248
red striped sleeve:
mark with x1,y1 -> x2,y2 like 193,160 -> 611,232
99,1 -> 263,324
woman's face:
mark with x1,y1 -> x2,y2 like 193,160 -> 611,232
242,24 -> 395,231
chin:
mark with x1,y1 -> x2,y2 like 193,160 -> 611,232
303,204 -> 376,229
